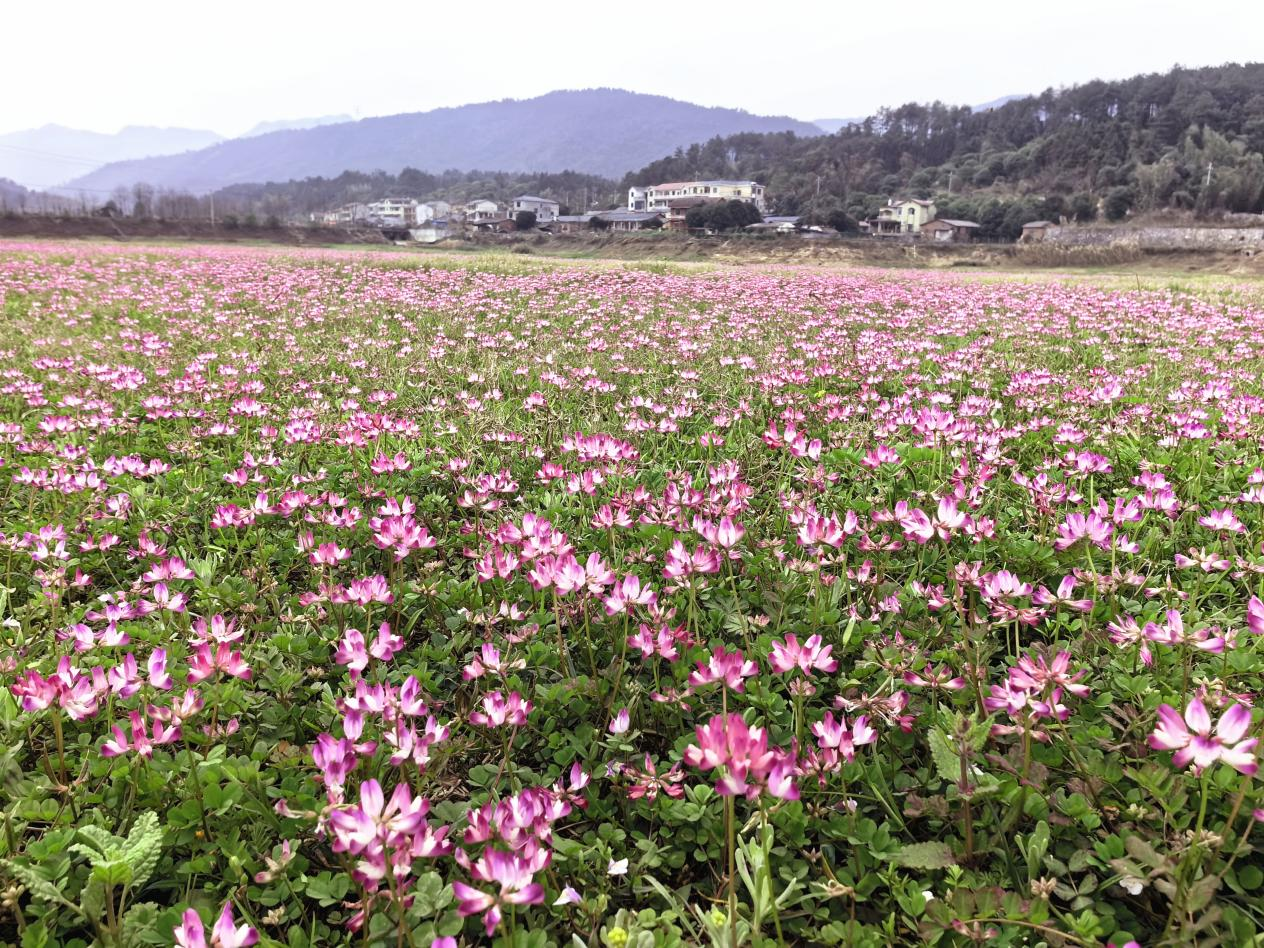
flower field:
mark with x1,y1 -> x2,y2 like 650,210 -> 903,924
3,242 -> 1264,947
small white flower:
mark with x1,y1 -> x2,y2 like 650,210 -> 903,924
608,858 -> 629,876
554,886 -> 582,905
609,708 -> 630,735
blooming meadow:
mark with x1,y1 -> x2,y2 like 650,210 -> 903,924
1,242 -> 1264,946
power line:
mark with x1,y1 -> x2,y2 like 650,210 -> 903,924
0,141 -> 112,166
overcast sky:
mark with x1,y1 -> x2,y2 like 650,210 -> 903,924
4,0 -> 1262,137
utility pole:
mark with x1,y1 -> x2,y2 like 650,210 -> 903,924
209,191 -> 215,227
947,170 -> 954,194
1205,162 -> 1214,188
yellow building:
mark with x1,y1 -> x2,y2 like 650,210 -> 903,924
867,198 -> 937,235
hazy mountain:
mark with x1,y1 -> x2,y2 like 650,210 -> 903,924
814,96 -> 1025,133
241,114 -> 354,137
813,117 -> 864,133
971,95 -> 1024,111
0,177 -> 30,206
0,124 -> 224,189
64,90 -> 823,192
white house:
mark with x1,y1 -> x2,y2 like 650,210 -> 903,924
629,180 -> 767,213
511,195 -> 560,222
418,200 -> 451,222
320,203 -> 370,225
464,199 -> 502,222
410,220 -> 451,244
366,198 -> 422,226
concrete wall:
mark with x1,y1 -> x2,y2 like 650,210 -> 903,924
1043,224 -> 1264,250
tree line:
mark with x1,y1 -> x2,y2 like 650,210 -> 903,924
623,62 -> 1264,227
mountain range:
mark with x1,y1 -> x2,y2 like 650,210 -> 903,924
0,116 -> 359,190
61,90 -> 824,194
0,125 -> 223,190
813,96 -> 1022,133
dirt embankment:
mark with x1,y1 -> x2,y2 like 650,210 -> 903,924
0,216 -> 388,246
507,232 -> 1264,275
2,217 -> 1261,275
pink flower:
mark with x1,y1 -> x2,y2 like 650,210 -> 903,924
309,542 -> 351,566
1149,699 -> 1258,775
683,713 -> 798,801
147,649 -> 173,690
768,634 -> 838,676
603,574 -> 657,615
662,541 -> 721,580
173,902 -> 257,948
469,691 -> 532,728
903,665 -> 967,691
452,848 -> 546,936
609,708 -> 630,734
1032,576 -> 1094,612
810,710 -> 876,763
1054,511 -> 1113,551
187,643 -> 251,683
688,646 -> 758,692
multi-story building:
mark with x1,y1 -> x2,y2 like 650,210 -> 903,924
366,198 -> 421,226
464,199 -> 503,222
510,195 -> 560,222
318,203 -> 370,225
867,198 -> 937,235
418,200 -> 451,222
628,180 -> 767,213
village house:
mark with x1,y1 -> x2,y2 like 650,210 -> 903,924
366,198 -> 425,226
318,203 -> 370,226
592,210 -> 664,232
549,214 -> 594,234
664,196 -> 712,231
409,220 -> 450,244
867,198 -> 937,236
629,180 -> 767,213
511,195 -> 560,222
469,216 -> 516,234
416,200 -> 451,223
753,215 -> 802,235
920,218 -> 980,242
1019,220 -> 1058,242
463,199 -> 503,222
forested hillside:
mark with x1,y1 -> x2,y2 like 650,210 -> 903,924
625,63 -> 1264,234
64,90 -> 821,192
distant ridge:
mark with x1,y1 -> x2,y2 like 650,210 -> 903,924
814,95 -> 1025,133
64,89 -> 823,192
0,124 -> 224,189
241,115 -> 354,138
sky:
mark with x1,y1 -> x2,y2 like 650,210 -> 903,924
3,0 -> 1263,137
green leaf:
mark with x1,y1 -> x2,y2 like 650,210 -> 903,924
4,860 -> 74,911
79,877 -> 106,922
121,811 -> 163,890
120,901 -> 162,948
887,841 -> 957,869
19,921 -> 49,948
90,859 -> 133,887
927,728 -> 960,784
1025,821 -> 1050,879
74,825 -> 120,856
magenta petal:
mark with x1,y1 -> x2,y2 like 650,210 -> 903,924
1184,698 -> 1212,736
1217,703 -> 1253,743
